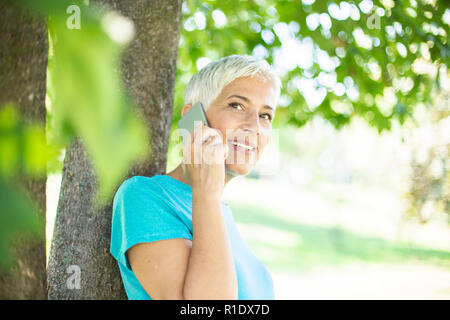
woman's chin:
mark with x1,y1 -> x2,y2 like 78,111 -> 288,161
225,163 -> 253,176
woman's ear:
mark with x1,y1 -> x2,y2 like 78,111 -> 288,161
181,104 -> 192,117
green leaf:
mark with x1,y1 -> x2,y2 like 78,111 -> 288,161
39,1 -> 148,203
0,104 -> 55,179
0,179 -> 41,270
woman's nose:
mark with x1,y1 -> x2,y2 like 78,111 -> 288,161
242,111 -> 261,135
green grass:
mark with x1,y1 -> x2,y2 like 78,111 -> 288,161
228,201 -> 450,273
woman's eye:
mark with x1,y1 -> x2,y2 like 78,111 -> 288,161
229,102 -> 272,121
229,102 -> 244,110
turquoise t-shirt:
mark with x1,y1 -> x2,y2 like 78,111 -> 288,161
110,175 -> 275,300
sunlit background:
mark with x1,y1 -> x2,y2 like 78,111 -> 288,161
46,70 -> 450,300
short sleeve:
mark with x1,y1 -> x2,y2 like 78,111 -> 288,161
110,176 -> 193,270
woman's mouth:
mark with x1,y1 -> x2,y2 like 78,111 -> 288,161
229,139 -> 256,155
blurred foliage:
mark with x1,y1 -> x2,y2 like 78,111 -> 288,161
0,180 -> 42,269
402,90 -> 449,223
0,105 -> 54,179
173,0 -> 449,133
20,0 -> 149,203
404,150 -> 450,223
0,105 -> 49,269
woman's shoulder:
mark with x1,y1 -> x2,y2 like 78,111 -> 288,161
114,175 -> 162,202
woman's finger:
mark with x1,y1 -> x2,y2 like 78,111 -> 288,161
191,121 -> 204,144
203,128 -> 223,144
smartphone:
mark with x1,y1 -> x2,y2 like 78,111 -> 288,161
178,102 -> 210,144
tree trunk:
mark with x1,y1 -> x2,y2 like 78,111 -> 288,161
47,0 -> 183,299
0,2 -> 48,299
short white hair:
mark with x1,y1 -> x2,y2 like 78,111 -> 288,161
184,55 -> 281,112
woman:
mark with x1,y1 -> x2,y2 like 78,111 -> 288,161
110,55 -> 281,300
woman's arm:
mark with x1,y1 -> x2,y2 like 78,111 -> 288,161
127,238 -> 191,300
183,190 -> 238,300
127,191 -> 237,300
182,122 -> 237,299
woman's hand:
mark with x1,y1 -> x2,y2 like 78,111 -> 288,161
182,122 -> 229,196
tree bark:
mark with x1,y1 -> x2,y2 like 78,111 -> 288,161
0,2 -> 48,299
47,0 -> 183,299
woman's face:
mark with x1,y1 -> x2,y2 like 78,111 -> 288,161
205,76 -> 277,175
